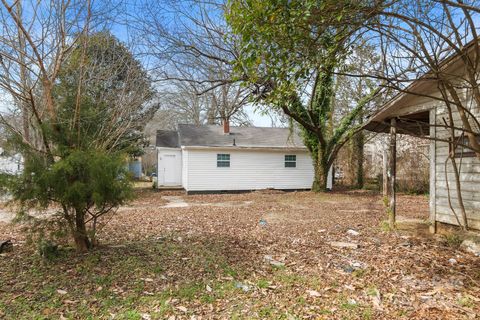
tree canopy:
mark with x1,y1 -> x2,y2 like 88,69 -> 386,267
227,0 -> 383,190
54,32 -> 156,156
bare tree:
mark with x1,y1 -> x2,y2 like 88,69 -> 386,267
131,0 -> 253,128
334,42 -> 383,188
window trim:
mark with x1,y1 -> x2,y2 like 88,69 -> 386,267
449,135 -> 479,158
217,153 -> 231,167
284,154 -> 297,168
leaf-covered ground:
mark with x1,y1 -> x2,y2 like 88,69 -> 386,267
1,189 -> 479,319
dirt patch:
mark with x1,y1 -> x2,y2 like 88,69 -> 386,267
0,209 -> 13,223
1,189 -> 479,319
162,196 -> 189,208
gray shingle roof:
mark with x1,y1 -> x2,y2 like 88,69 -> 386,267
156,130 -> 179,148
157,125 -> 306,149
172,124 -> 306,149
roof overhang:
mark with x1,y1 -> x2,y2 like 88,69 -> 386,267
364,110 -> 430,136
365,38 -> 479,137
156,147 -> 181,151
181,145 -> 309,152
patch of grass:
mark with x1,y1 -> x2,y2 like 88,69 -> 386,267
275,271 -> 307,287
117,310 -> 142,320
284,312 -> 300,320
380,220 -> 393,232
152,265 -> 164,274
362,307 -> 374,320
175,282 -> 204,300
215,280 -> 236,292
221,263 -> 238,278
444,234 -> 463,248
458,294 -> 474,308
0,191 -> 458,319
271,263 -> 286,271
296,296 -> 306,306
257,279 -> 270,289
95,274 -> 115,286
200,293 -> 216,304
258,305 -> 275,317
85,252 -> 102,266
318,309 -> 333,315
366,286 -> 379,297
352,268 -> 367,278
339,296 -> 359,311
397,309 -> 409,317
382,196 -> 389,207
138,293 -> 173,316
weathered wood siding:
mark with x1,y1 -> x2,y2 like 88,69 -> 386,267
433,94 -> 480,230
182,148 -> 314,192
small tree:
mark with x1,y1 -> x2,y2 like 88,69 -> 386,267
1,29 -> 155,251
10,149 -> 132,251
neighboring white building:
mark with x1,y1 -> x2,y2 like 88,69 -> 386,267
156,124 -> 314,193
0,148 -> 22,174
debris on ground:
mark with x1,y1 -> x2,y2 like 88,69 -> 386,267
461,239 -> 480,256
346,229 -> 360,236
263,255 -> 285,268
306,290 -> 321,297
0,189 -> 478,319
329,241 -> 359,249
0,239 -> 12,253
235,282 -> 250,292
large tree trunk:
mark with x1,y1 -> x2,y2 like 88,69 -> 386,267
312,162 -> 328,192
73,211 -> 91,252
353,131 -> 364,189
312,147 -> 329,192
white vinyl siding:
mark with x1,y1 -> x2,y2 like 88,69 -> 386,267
433,98 -> 480,230
182,149 -> 189,188
183,148 -> 314,192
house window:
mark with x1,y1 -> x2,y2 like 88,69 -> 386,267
285,155 -> 296,167
449,135 -> 479,158
217,154 -> 230,167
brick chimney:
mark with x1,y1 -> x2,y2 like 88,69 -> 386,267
223,118 -> 230,134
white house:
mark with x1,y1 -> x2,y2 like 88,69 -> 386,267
0,148 -> 22,174
156,123 -> 315,193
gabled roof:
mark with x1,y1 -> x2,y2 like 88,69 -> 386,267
156,130 -> 179,148
156,124 -> 306,149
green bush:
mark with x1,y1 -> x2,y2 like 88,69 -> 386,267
7,150 -> 133,252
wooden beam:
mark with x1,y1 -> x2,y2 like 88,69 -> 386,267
388,118 -> 397,229
382,149 -> 388,197
429,108 -> 437,233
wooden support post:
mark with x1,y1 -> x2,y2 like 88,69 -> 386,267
388,118 -> 397,229
382,149 -> 388,197
429,108 -> 437,234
